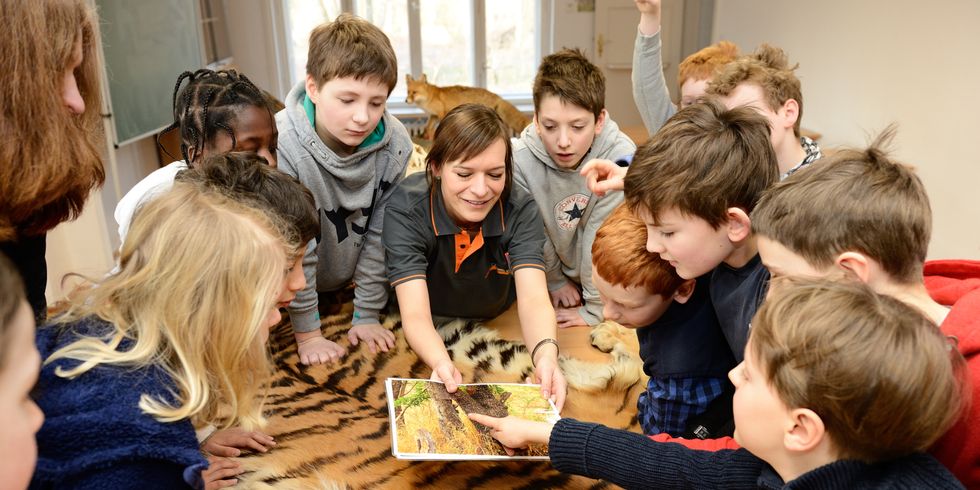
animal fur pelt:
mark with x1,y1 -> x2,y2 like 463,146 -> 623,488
234,304 -> 645,489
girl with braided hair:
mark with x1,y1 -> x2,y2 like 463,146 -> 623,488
114,68 -> 279,242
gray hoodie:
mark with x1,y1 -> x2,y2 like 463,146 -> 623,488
277,81 -> 412,333
512,116 -> 635,325
633,29 -> 677,135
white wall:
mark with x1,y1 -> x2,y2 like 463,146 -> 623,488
223,0 -> 289,99
713,0 -> 980,259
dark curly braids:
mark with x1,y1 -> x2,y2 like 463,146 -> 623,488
158,69 -> 272,165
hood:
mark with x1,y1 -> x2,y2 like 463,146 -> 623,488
283,82 -> 394,187
925,259 -> 980,357
925,259 -> 980,306
519,114 -> 626,172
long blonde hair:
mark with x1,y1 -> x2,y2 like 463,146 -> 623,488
46,183 -> 291,430
0,0 -> 105,240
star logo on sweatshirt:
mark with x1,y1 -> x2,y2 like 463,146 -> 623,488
554,193 -> 590,231
564,203 -> 585,221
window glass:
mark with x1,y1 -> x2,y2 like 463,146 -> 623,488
486,0 -> 537,95
419,0 -> 474,87
284,0 -> 342,87
355,0 -> 411,97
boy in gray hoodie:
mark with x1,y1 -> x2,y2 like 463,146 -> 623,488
513,48 -> 636,328
276,14 -> 412,364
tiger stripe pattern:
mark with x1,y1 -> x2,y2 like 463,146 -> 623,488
234,303 -> 645,489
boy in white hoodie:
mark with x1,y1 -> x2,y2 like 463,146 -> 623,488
513,48 -> 636,328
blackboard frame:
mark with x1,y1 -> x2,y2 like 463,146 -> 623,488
97,0 -> 204,146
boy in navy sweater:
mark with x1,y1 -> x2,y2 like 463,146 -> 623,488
471,278 -> 966,489
591,204 -> 734,438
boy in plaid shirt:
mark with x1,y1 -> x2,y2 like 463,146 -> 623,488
592,204 -> 734,437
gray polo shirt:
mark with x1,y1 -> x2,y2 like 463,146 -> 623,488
383,172 -> 546,319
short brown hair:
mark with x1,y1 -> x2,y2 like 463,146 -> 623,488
707,44 -> 803,137
176,151 -> 318,250
426,104 -> 514,201
624,99 -> 778,228
306,13 -> 398,93
752,128 -> 930,284
0,254 -> 26,369
592,204 -> 685,297
751,277 -> 964,463
678,41 -> 739,88
533,48 -> 605,119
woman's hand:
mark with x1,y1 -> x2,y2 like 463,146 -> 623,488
530,355 -> 567,411
431,358 -> 463,393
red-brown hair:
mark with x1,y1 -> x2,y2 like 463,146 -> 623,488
0,0 -> 105,240
677,41 -> 739,88
592,204 -> 685,297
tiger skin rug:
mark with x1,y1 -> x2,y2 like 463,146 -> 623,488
234,302 -> 647,489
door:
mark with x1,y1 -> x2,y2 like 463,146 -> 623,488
594,0 -> 682,139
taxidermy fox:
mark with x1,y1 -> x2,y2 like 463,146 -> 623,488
405,74 -> 530,139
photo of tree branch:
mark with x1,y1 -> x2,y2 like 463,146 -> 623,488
387,378 -> 559,460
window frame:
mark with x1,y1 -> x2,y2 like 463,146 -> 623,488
277,0 -> 547,116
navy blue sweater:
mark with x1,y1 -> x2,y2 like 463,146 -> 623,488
549,419 -> 964,489
30,317 -> 206,489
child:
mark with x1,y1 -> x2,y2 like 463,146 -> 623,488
32,182 -> 300,488
383,104 -> 567,410
586,100 -> 777,363
276,13 -> 413,364
470,278 -> 966,489
632,0 -> 739,132
512,48 -> 636,328
592,204 -> 735,438
0,0 -> 105,322
0,254 -> 44,490
174,151 -> 319,462
706,45 -> 821,178
114,68 -> 278,243
748,130 -> 980,486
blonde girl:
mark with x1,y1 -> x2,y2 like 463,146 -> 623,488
31,183 -> 299,488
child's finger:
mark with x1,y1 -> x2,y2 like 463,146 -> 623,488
467,412 -> 497,428
207,465 -> 243,481
208,444 -> 240,457
244,438 -> 269,453
254,432 -> 275,445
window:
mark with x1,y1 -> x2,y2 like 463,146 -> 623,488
200,0 -> 233,67
283,0 -> 543,107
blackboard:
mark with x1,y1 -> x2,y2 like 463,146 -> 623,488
97,0 -> 203,145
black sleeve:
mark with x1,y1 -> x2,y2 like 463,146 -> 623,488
382,194 -> 431,287
505,197 -> 547,272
